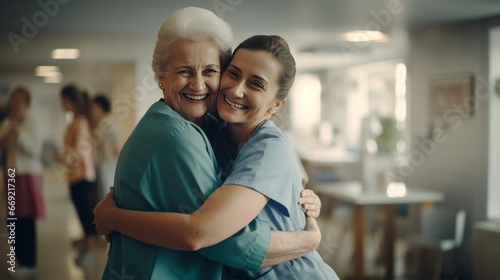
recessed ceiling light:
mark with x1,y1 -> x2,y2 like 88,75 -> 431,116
35,66 -> 60,76
339,30 -> 389,43
51,48 -> 80,59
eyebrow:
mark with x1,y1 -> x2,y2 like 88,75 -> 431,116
174,64 -> 221,70
205,64 -> 221,69
228,64 -> 269,85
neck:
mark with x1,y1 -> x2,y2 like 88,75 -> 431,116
162,98 -> 204,127
226,122 -> 261,154
193,117 -> 203,127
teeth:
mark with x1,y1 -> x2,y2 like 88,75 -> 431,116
225,96 -> 246,109
185,94 -> 208,100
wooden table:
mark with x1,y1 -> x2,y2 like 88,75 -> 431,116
295,145 -> 358,188
316,181 -> 445,280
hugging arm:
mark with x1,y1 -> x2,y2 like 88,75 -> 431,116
96,185 -> 268,251
95,185 -> 322,267
95,127 -> 321,271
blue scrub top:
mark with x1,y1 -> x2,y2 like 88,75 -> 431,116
212,119 -> 339,280
102,101 -> 270,280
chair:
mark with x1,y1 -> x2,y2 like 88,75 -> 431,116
406,207 -> 466,280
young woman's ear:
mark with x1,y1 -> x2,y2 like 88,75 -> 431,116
268,99 -> 286,114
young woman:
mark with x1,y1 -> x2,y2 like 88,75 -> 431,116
56,84 -> 98,265
95,35 -> 338,279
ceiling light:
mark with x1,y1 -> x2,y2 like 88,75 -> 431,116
51,48 -> 80,59
35,66 -> 60,76
339,30 -> 389,43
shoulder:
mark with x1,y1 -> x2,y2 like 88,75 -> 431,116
140,102 -> 200,135
243,120 -> 292,155
233,120 -> 295,174
253,120 -> 289,142
136,103 -> 211,152
74,116 -> 91,129
67,116 -> 91,136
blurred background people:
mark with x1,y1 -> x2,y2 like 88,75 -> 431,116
0,86 -> 44,278
90,94 -> 119,200
55,84 -> 97,266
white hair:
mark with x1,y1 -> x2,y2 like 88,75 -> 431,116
152,7 -> 234,79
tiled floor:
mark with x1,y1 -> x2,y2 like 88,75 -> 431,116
1,169 -> 415,280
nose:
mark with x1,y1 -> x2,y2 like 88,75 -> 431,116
189,72 -> 206,92
226,81 -> 245,99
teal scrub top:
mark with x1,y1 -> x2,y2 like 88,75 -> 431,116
102,101 -> 270,280
213,119 -> 339,280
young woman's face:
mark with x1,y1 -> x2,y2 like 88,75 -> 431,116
60,95 -> 73,112
159,39 -> 221,125
217,48 -> 284,128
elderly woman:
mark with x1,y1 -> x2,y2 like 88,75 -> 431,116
96,34 -> 339,279
96,7 -> 323,280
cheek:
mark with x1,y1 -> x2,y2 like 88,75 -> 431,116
219,74 -> 232,89
207,75 -> 221,91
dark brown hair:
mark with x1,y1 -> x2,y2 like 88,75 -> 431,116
10,86 -> 31,106
61,84 -> 90,117
233,35 -> 296,101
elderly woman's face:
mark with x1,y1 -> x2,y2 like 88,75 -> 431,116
159,39 -> 221,124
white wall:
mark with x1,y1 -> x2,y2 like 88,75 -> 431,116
488,26 -> 500,220
406,18 -> 497,277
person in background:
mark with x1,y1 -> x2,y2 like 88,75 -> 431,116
1,86 -> 44,278
94,7 -> 322,280
56,84 -> 97,265
90,94 -> 119,200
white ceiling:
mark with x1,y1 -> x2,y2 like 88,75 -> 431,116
1,0 -> 500,73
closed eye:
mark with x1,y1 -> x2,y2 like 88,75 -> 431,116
250,81 -> 264,90
177,69 -> 192,77
226,69 -> 239,79
203,68 -> 219,75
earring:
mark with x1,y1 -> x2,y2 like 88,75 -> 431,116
159,83 -> 164,90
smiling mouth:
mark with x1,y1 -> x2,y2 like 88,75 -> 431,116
183,94 -> 209,101
224,96 -> 248,109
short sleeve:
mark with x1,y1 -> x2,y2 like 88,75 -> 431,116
223,129 -> 295,217
199,218 -> 271,272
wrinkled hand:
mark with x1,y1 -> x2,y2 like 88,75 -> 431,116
304,216 -> 321,250
93,187 -> 117,237
298,189 -> 321,218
